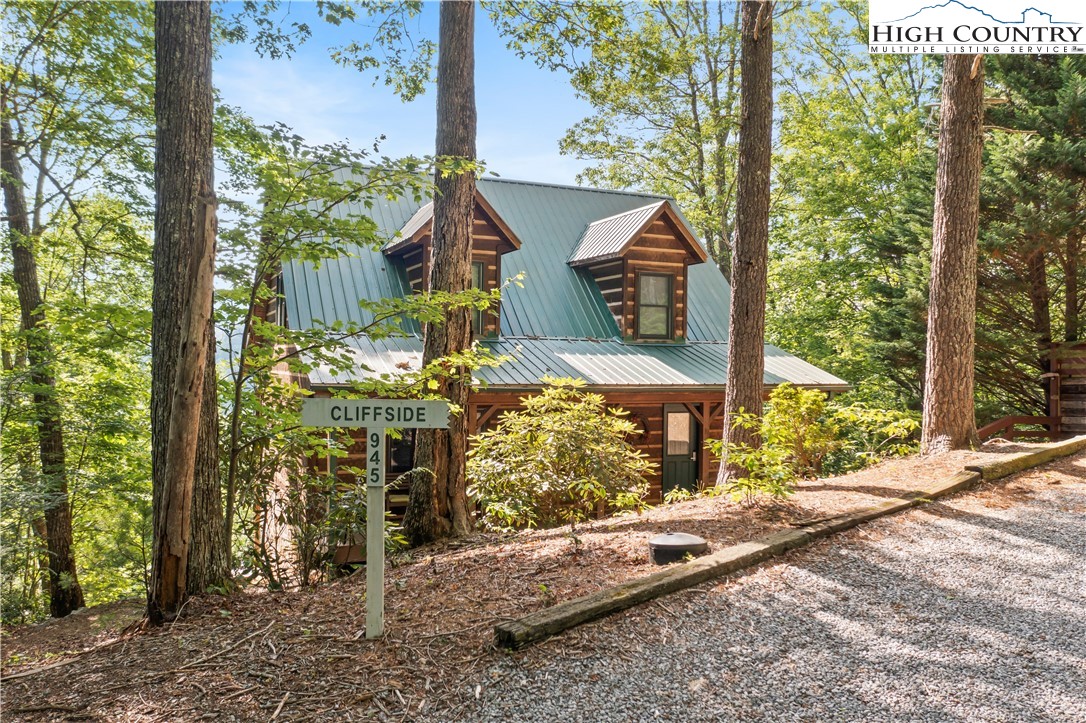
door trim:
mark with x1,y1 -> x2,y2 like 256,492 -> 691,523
662,404 -> 700,492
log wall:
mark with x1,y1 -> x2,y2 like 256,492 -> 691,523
469,389 -> 727,502
582,215 -> 693,341
397,203 -> 512,338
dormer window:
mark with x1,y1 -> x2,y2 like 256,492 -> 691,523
567,199 -> 707,343
381,191 -> 521,339
636,272 -> 673,340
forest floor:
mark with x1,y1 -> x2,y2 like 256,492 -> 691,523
1,441 -> 1077,722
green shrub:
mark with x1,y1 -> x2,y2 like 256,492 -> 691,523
825,403 -> 920,474
324,480 -> 409,556
467,377 -> 653,530
763,383 -> 840,477
706,384 -> 921,504
707,410 -> 801,505
662,487 -> 695,505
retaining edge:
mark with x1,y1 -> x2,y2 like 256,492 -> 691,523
965,435 -> 1086,481
495,435 -> 1086,649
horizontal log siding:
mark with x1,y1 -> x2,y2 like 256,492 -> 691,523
583,260 -> 625,332
627,404 -> 664,500
623,218 -> 691,341
704,409 -> 725,483
394,207 -> 510,336
470,390 -> 727,503
471,237 -> 504,337
307,389 -> 726,525
403,246 -> 426,292
321,429 -> 414,517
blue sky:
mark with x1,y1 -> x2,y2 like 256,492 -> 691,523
216,2 -> 593,184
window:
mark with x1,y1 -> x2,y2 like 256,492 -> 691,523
471,260 -> 485,334
388,429 -> 416,474
636,273 -> 672,339
666,411 -> 692,456
268,272 -> 285,326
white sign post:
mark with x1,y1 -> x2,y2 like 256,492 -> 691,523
364,427 -> 385,638
301,399 -> 450,638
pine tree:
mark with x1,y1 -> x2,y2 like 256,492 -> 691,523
718,0 -> 773,483
921,54 -> 984,453
404,0 -> 477,543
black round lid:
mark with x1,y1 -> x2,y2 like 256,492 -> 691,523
649,531 -> 708,550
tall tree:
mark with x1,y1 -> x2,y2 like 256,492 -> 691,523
768,3 -> 937,406
149,0 -> 223,623
404,0 -> 476,544
0,0 -> 153,618
2,118 -> 84,617
976,56 -> 1086,417
921,54 -> 984,453
717,0 -> 773,483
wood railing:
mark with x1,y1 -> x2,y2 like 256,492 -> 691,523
977,415 -> 1060,442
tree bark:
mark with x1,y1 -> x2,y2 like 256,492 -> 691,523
2,117 -> 85,618
921,54 -> 984,454
1024,246 -> 1053,408
1064,232 -> 1080,343
717,1 -> 772,484
149,0 -> 225,623
404,0 -> 476,543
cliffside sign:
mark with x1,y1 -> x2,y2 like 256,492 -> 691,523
301,398 -> 450,638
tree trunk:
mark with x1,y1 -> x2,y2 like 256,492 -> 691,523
717,1 -> 772,484
921,54 -> 984,454
2,117 -> 85,618
1064,232 -> 1081,343
1024,246 -> 1053,409
149,0 -> 225,623
400,468 -> 436,547
404,0 -> 476,544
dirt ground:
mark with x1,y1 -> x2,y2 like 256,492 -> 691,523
2,441 -> 1080,722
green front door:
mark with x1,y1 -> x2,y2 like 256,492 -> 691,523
662,405 -> 698,494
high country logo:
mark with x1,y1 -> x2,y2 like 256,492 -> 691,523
868,0 -> 1086,54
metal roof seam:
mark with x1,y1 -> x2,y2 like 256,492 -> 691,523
479,176 -> 670,199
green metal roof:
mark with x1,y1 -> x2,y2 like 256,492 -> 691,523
283,174 -> 732,340
384,201 -> 433,253
307,335 -> 848,390
281,172 -> 846,390
566,200 -> 665,266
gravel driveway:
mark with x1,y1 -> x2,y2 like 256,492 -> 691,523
466,467 -> 1086,722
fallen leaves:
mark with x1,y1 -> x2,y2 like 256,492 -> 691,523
3,445 -> 1077,721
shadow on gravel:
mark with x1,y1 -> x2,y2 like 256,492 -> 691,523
917,493 -> 1086,555
760,505 -> 1086,722
472,487 -> 1086,723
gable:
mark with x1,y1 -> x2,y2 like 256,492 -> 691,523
567,201 -> 708,342
567,200 -> 708,268
383,191 -> 521,258
389,203 -> 517,295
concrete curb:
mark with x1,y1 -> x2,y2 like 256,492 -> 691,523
965,435 -> 1086,481
494,436 -> 1086,649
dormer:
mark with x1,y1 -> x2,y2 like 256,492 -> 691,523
568,200 -> 707,342
383,191 -> 521,337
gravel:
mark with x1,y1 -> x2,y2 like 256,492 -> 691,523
465,481 -> 1086,723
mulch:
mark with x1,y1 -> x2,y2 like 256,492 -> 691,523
1,441 -> 1071,722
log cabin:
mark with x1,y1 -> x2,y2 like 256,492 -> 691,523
267,173 -> 847,515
